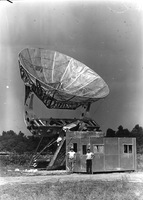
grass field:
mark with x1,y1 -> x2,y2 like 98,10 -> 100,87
1,154 -> 143,199
0,179 -> 143,200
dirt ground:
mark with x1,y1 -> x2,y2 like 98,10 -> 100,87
1,170 -> 143,186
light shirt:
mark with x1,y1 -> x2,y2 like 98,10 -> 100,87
68,151 -> 75,159
86,152 -> 94,160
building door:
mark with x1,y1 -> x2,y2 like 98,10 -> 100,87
90,137 -> 104,172
80,137 -> 89,172
119,138 -> 135,170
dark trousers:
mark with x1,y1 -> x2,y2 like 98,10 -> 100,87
86,159 -> 92,174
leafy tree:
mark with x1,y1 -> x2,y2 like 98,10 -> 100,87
106,128 -> 116,137
2,130 -> 16,138
115,126 -> 131,137
116,125 -> 124,137
123,128 -> 131,137
0,130 -> 30,153
131,124 -> 143,148
14,142 -> 28,154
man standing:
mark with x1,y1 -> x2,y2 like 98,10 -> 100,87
67,147 -> 76,173
86,148 -> 94,174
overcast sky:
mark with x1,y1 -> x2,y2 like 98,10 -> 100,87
0,0 -> 143,135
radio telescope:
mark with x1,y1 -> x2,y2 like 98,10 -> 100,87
18,48 -> 109,169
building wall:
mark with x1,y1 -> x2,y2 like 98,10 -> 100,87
66,131 -> 136,172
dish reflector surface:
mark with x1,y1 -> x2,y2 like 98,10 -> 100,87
19,48 -> 109,108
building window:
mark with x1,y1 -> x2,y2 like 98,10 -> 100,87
124,145 -> 132,154
73,143 -> 77,152
82,145 -> 87,155
93,145 -> 104,154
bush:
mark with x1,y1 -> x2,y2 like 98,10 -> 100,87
0,153 -> 31,167
137,154 -> 143,171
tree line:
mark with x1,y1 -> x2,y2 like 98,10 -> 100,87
0,130 -> 57,155
0,124 -> 143,154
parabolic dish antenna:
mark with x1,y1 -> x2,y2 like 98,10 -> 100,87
18,48 -> 109,110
